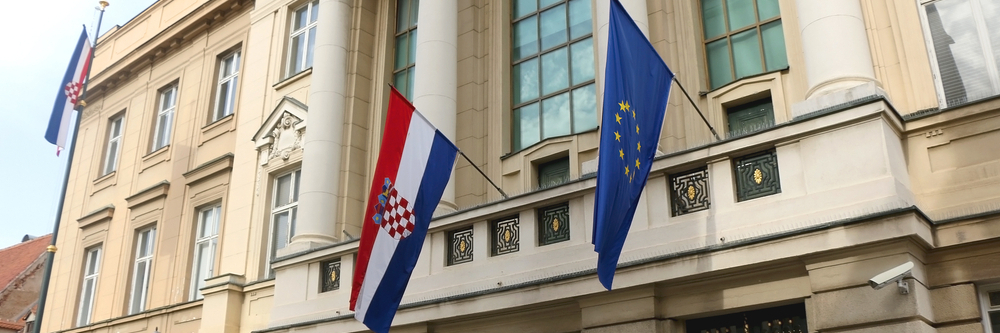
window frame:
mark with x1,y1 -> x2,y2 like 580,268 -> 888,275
980,282 -> 1000,333
700,0 -> 787,90
127,226 -> 156,315
917,0 -> 1000,109
152,84 -> 177,152
213,50 -> 241,122
266,169 -> 301,277
286,0 -> 319,78
102,114 -> 124,176
76,246 -> 101,327
190,204 -> 221,301
392,0 -> 419,99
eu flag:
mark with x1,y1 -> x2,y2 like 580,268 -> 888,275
593,0 -> 674,290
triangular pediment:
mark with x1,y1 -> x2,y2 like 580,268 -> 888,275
253,96 -> 308,145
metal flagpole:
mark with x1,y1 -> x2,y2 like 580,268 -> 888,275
458,150 -> 508,199
671,76 -> 723,141
33,2 -> 108,332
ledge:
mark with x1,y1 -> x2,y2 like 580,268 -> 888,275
77,205 -> 115,229
183,154 -> 234,184
125,181 -> 170,208
273,68 -> 312,90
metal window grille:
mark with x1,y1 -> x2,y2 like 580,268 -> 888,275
538,203 -> 570,246
448,227 -> 474,265
491,217 -> 519,256
734,150 -> 780,201
320,259 -> 341,292
685,303 -> 807,333
670,167 -> 710,216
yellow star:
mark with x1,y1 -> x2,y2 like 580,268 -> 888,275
619,149 -> 624,159
618,101 -> 627,112
636,124 -> 639,133
624,101 -> 630,111
615,113 -> 622,125
635,158 -> 640,168
625,166 -> 629,175
637,141 -> 641,151
614,131 -> 620,141
632,110 -> 635,118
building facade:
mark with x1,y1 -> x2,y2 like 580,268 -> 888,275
40,0 -> 1000,332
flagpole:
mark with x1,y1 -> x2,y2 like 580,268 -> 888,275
458,150 -> 508,199
33,3 -> 108,332
671,76 -> 722,141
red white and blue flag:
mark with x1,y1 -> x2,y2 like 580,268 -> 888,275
45,27 -> 93,155
350,87 -> 458,333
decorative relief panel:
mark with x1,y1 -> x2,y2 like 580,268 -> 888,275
491,217 -> 519,256
266,112 -> 304,162
670,167 -> 710,216
448,227 -> 473,265
538,203 -> 570,246
320,259 -> 340,292
734,150 -> 781,201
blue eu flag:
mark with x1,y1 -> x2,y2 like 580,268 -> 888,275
593,0 -> 674,290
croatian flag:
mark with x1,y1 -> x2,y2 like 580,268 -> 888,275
45,27 -> 93,155
350,87 -> 458,333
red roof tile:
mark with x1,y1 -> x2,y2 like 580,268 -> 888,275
0,319 -> 23,330
0,234 -> 52,291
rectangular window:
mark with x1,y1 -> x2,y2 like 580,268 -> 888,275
152,85 -> 176,151
268,169 -> 301,277
128,227 -> 156,315
538,202 -> 570,246
214,51 -> 241,122
670,167 -> 710,216
726,97 -> 775,137
537,157 -> 570,188
76,246 -> 101,327
190,205 -> 220,300
734,149 -> 781,201
287,1 -> 319,77
491,217 -> 519,256
103,115 -> 124,176
392,0 -> 419,99
921,0 -> 1000,108
512,0 -> 597,151
982,284 -> 1000,333
701,0 -> 787,89
320,259 -> 341,293
448,227 -> 474,265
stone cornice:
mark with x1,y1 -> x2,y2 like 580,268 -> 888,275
124,181 -> 170,209
77,205 -> 115,229
183,154 -> 234,184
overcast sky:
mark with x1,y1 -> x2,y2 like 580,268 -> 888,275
0,0 -> 153,248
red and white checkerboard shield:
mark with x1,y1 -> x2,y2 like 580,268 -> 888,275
380,187 -> 415,240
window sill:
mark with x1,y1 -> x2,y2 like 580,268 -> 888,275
200,114 -> 235,147
140,145 -> 171,174
273,67 -> 313,90
92,171 -> 117,194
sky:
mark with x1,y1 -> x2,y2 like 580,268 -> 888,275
0,0 -> 153,249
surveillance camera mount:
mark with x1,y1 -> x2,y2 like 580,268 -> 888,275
897,279 -> 909,295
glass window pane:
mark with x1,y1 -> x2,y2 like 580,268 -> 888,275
81,279 -> 93,318
276,174 -> 292,206
757,0 -> 780,20
986,1 -> 1000,75
223,57 -> 234,77
217,82 -> 230,118
514,103 -> 540,150
306,27 -> 316,68
227,77 -> 238,115
157,114 -> 170,147
542,48 -> 569,95
394,34 -> 409,70
111,118 -> 122,137
731,29 -> 763,79
87,251 -> 99,274
406,67 -> 415,99
294,6 -> 308,30
925,1 -> 994,106
408,29 -> 417,67
513,0 -> 536,19
293,171 -> 300,202
290,207 -> 297,237
396,0 -> 411,33
131,261 -> 147,312
539,5 -> 567,51
990,311 -> 1000,333
274,212 -> 290,251
290,34 -> 304,73
513,17 -> 539,60
542,92 -> 571,138
514,58 -> 539,104
568,0 -> 592,39
702,0 -> 726,39
540,0 -> 559,9
572,83 -> 596,132
310,1 -> 319,23
570,38 -> 594,85
761,20 -> 787,71
394,71 -> 410,99
706,39 -> 732,89
726,0 -> 756,31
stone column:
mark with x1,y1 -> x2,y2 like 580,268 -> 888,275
596,0 -> 649,117
796,0 -> 877,98
413,0 -> 458,213
294,0 -> 352,248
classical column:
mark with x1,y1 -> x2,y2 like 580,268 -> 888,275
596,0 -> 649,114
294,0 -> 352,248
413,0 -> 458,213
796,0 -> 877,98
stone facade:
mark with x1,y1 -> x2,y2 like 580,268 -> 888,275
40,0 -> 1000,332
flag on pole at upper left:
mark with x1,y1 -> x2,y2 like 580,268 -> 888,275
45,26 -> 93,156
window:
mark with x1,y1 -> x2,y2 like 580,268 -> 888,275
102,115 -> 124,176
701,0 -> 787,89
392,0 -> 419,99
685,302 -> 807,333
267,169 -> 301,276
214,51 -> 240,121
76,246 -> 101,327
287,1 -> 319,77
538,202 -> 570,245
491,217 -> 519,256
320,259 -> 341,292
448,227 -> 473,265
128,227 -> 156,315
537,157 -> 570,188
734,149 -> 780,201
982,284 -> 1000,333
512,0 -> 597,151
670,167 -> 710,216
726,97 -> 775,137
190,205 -> 220,300
152,85 -> 176,151
921,0 -> 1000,108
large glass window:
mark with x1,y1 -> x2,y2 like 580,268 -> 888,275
267,169 -> 301,277
983,284 -> 1000,333
76,246 -> 101,327
512,0 -> 596,151
214,51 -> 241,121
287,1 -> 319,77
128,227 -> 156,315
701,0 -> 787,90
921,0 -> 1000,108
393,0 -> 419,99
103,114 -> 124,176
190,204 -> 220,300
152,85 -> 176,152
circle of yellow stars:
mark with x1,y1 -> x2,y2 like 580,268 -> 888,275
614,100 -> 641,183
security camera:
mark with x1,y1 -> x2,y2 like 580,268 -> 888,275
868,261 -> 913,294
